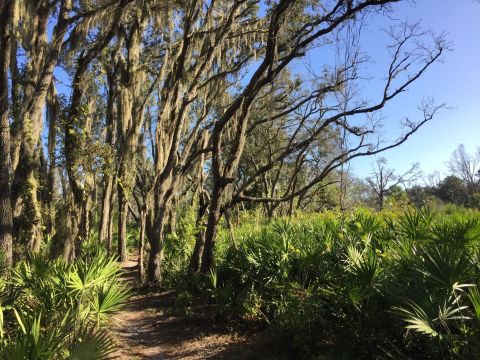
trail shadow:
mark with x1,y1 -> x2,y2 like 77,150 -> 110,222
112,258 -> 278,359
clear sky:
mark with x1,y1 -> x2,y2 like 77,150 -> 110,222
349,0 -> 480,180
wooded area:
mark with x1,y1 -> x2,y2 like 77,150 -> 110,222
0,0 -> 446,278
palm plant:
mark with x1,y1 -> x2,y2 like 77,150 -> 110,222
433,217 -> 480,249
395,207 -> 434,242
0,251 -> 129,359
183,208 -> 480,357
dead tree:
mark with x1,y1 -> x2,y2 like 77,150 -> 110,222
365,158 -> 421,210
446,144 -> 480,194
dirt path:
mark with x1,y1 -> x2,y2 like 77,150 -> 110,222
109,259 -> 266,360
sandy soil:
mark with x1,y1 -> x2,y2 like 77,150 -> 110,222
108,259 -> 269,360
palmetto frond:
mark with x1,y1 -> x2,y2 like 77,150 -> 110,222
394,290 -> 471,339
345,245 -> 383,289
0,251 -> 129,359
68,325 -> 115,360
396,207 -> 434,241
417,245 -> 472,291
68,253 -> 122,293
393,300 -> 440,338
467,286 -> 480,322
433,218 -> 480,248
92,281 -> 130,325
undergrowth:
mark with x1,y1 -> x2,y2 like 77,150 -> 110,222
0,251 -> 129,359
164,207 -> 480,359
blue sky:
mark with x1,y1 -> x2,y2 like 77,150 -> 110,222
46,0 -> 479,182
348,0 -> 480,180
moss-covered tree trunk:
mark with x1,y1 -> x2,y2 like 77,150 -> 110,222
45,82 -> 58,236
200,186 -> 223,274
99,176 -> 115,247
117,184 -> 128,261
0,0 -> 13,267
10,0 -> 72,252
116,12 -> 146,262
99,62 -> 117,248
64,0 -> 128,258
146,204 -> 165,283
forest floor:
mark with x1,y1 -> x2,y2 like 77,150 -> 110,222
109,258 -> 279,360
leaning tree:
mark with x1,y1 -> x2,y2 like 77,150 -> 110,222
192,1 -> 447,274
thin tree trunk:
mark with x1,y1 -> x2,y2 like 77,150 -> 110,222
224,208 -> 237,250
73,200 -> 88,259
99,62 -> 116,245
117,184 -> 128,262
9,35 -> 19,163
99,177 -> 114,243
200,187 -> 223,274
138,209 -> 146,281
107,193 -> 115,255
45,82 -> 58,235
189,228 -> 206,274
189,193 -> 208,274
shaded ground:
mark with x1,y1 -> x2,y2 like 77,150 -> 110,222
109,259 -> 279,360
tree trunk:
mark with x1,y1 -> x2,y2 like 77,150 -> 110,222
107,194 -> 115,255
189,193 -> 208,274
99,61 -> 116,246
224,208 -> 237,249
73,199 -> 88,259
146,201 -> 167,283
11,142 -> 42,252
379,191 -> 384,211
117,183 -> 128,262
138,210 -> 146,281
200,188 -> 223,274
189,228 -> 205,274
99,176 -> 114,243
45,82 -> 58,236
11,1 -> 72,252
0,0 -> 13,267
146,223 -> 163,283
50,200 -> 76,261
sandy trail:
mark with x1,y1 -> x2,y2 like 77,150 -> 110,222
109,259 -> 263,360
